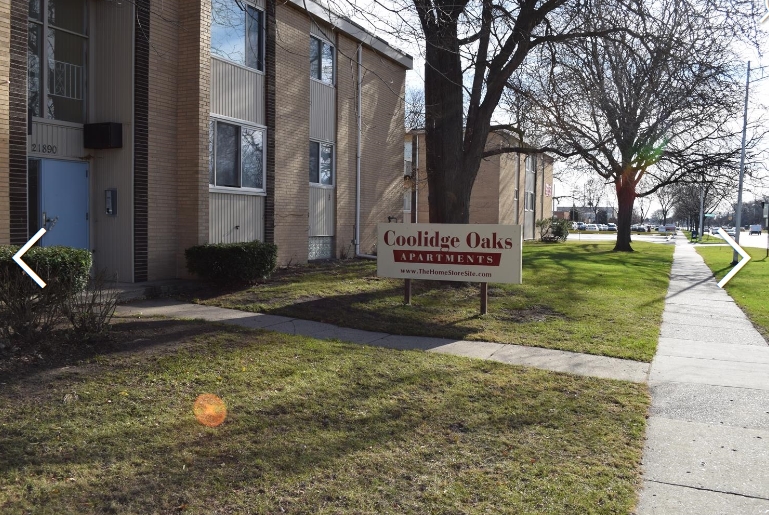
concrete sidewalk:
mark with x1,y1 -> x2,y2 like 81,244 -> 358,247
636,238 -> 769,514
116,300 -> 649,383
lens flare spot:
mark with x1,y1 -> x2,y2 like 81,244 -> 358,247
193,393 -> 227,427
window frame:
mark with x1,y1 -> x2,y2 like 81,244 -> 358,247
524,155 -> 536,212
210,0 -> 265,73
28,0 -> 89,124
309,139 -> 335,187
309,35 -> 335,85
209,116 -> 267,195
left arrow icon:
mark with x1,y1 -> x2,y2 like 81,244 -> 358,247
13,228 -> 47,288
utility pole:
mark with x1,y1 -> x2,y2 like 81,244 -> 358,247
733,61 -> 750,264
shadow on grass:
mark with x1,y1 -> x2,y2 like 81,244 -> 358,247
0,319 -> 227,387
0,332 -> 602,513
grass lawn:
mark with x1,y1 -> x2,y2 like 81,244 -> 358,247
696,245 -> 769,338
196,241 -> 674,362
0,318 -> 648,514
682,231 -> 722,244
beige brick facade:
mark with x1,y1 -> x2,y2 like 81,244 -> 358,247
335,34 -> 358,258
173,0 -> 211,277
273,3 -> 311,265
147,0 -> 181,280
358,41 -> 406,255
0,0 -> 9,243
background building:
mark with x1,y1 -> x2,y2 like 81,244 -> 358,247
405,130 -> 554,240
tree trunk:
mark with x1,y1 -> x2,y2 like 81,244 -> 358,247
423,24 -> 475,224
614,175 -> 636,252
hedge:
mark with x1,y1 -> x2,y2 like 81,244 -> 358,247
185,241 -> 278,284
0,245 -> 92,341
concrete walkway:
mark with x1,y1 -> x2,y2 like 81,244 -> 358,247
636,238 -> 769,514
116,300 -> 648,383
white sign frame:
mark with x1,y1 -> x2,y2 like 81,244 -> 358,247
377,223 -> 523,284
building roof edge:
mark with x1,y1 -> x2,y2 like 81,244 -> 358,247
288,0 -> 414,70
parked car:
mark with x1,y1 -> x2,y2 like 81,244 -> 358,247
585,223 -> 599,231
576,222 -> 587,231
599,224 -> 608,231
749,224 -> 762,235
607,223 -> 617,231
724,227 -> 736,237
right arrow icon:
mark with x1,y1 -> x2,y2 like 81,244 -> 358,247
716,227 -> 751,288
12,228 -> 48,288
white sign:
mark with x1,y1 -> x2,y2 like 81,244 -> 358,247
377,223 -> 522,284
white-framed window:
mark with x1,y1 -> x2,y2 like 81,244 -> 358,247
28,0 -> 88,123
310,36 -> 334,84
209,118 -> 265,192
211,0 -> 264,72
309,140 -> 333,185
524,155 -> 536,211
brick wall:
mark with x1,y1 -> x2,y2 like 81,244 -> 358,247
147,0 -> 181,280
498,151 -> 518,225
541,154 -> 554,218
0,0 -> 10,243
174,0 -> 210,276
8,0 -> 26,245
273,2 -> 310,265
358,46 -> 405,254
335,34 -> 357,258
410,132 -> 553,228
469,152 -> 500,224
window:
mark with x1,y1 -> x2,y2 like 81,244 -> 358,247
524,155 -> 536,211
211,0 -> 264,71
309,141 -> 333,185
209,119 -> 265,191
28,0 -> 88,123
310,36 -> 334,84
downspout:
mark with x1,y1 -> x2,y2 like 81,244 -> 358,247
354,43 -> 375,259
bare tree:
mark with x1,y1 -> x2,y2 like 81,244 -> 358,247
655,186 -> 677,226
510,0 -> 766,250
405,87 -> 425,130
323,0 -> 639,223
577,178 -> 605,218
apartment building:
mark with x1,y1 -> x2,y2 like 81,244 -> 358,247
405,130 -> 554,240
0,0 -> 411,282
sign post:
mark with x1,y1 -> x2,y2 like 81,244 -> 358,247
378,223 -> 523,314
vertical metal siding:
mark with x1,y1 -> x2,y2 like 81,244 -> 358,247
90,0 -> 134,282
309,22 -> 332,44
29,121 -> 84,159
309,185 -> 335,236
211,57 -> 264,125
209,192 -> 265,243
309,80 -> 335,142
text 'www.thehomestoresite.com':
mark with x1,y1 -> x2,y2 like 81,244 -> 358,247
399,268 -> 492,278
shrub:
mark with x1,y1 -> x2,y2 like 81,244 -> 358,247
63,268 -> 120,339
537,218 -> 570,243
0,245 -> 92,341
185,241 -> 278,284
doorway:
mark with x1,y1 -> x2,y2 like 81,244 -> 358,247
30,159 -> 89,249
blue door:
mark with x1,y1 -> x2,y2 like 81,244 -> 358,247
39,160 -> 89,249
